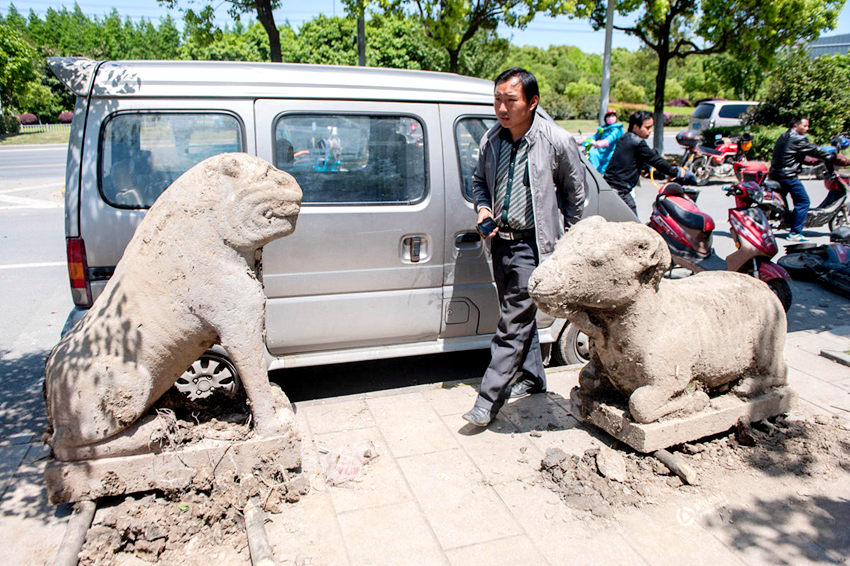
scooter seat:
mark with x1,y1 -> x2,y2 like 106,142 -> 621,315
658,194 -> 715,232
764,180 -> 781,190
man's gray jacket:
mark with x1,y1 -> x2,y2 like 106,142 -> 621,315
471,115 -> 586,261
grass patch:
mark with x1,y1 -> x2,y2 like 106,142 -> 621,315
558,120 -> 599,135
0,129 -> 70,146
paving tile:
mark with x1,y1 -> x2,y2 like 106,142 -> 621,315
0,443 -> 29,497
499,392 -> 579,433
445,534 -> 548,566
0,433 -> 35,446
615,502 -> 748,565
788,368 -> 850,414
421,382 -> 478,416
442,413 -> 542,485
786,331 -> 850,357
785,345 -> 850,383
493,480 -> 650,565
0,468 -> 66,564
336,501 -> 447,566
366,393 -> 458,458
397,448 -> 523,550
311,427 -> 412,513
300,397 -> 375,435
266,489 -> 350,566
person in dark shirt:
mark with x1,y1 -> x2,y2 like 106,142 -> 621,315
604,110 -> 691,216
769,116 -> 834,241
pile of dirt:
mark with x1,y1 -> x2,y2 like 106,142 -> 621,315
541,414 -> 850,521
79,391 -> 309,565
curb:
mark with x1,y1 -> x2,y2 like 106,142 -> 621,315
820,349 -> 850,368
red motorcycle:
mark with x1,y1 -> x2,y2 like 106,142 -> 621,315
649,181 -> 793,311
677,132 -> 748,185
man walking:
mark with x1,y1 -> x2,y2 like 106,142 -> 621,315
463,68 -> 586,427
769,116 -> 834,241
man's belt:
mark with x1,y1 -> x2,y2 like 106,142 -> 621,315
498,228 -> 535,241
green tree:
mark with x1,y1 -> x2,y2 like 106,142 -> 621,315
376,0 -> 578,73
578,0 -> 845,149
748,49 -> 850,139
0,22 -> 38,113
158,0 -> 284,62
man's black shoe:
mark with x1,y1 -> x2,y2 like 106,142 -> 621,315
509,380 -> 546,399
462,406 -> 492,427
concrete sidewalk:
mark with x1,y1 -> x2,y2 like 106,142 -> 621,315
2,326 -> 850,564
268,326 -> 850,565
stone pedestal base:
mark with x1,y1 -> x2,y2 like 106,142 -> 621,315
569,386 -> 796,453
44,432 -> 301,505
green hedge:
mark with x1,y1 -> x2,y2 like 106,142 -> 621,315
0,114 -> 21,135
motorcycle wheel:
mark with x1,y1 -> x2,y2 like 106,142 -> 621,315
766,278 -> 793,312
691,157 -> 710,185
828,204 -> 850,232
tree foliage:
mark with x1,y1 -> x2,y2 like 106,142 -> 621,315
578,0 -> 845,149
748,49 -> 850,139
0,22 -> 38,112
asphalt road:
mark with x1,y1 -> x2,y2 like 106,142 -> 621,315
0,143 -> 847,412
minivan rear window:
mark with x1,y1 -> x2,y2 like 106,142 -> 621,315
273,114 -> 426,205
99,112 -> 243,208
691,104 -> 715,119
718,104 -> 753,119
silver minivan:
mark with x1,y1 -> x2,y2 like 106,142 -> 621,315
50,57 -> 635,396
688,100 -> 758,133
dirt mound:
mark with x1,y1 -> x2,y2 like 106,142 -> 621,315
541,414 -> 850,522
78,392 -> 308,565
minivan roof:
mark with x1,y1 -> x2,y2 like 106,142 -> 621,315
47,57 -> 495,104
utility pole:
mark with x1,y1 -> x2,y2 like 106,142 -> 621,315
598,0 -> 615,124
356,3 -> 366,66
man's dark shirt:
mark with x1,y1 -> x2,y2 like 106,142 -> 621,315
770,128 -> 834,180
603,131 -> 678,193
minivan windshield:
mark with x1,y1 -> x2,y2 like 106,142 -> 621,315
691,104 -> 715,119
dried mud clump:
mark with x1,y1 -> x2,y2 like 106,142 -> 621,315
541,414 -> 850,521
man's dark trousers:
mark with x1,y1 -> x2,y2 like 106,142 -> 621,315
475,235 -> 547,416
778,177 -> 810,233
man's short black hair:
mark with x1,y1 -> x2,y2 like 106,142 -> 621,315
628,110 -> 653,132
790,115 -> 809,127
494,67 -> 539,103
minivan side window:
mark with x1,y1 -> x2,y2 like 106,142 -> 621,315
718,104 -> 752,119
691,104 -> 715,119
455,117 -> 497,201
273,114 -> 426,205
99,113 -> 243,208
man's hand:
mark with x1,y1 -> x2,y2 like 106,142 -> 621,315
477,208 -> 499,239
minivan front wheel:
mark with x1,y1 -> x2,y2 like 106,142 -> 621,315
553,323 -> 591,366
175,346 -> 241,400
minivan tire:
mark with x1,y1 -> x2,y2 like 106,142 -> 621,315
174,345 -> 241,400
553,323 -> 590,366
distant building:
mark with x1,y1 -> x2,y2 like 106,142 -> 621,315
809,33 -> 850,57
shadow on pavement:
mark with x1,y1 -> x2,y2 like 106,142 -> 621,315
0,350 -> 48,440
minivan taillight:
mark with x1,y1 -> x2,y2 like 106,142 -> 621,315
66,237 -> 92,308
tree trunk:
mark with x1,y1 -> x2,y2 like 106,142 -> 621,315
255,0 -> 281,62
653,51 -> 670,152
448,48 -> 460,74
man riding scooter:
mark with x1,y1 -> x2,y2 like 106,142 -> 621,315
769,116 -> 835,242
604,110 -> 697,217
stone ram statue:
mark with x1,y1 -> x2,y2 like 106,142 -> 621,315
528,216 -> 787,424
44,153 -> 302,461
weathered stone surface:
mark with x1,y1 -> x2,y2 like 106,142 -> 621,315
569,386 -> 797,453
43,153 -> 302,461
595,445 -> 627,482
529,216 -> 788,424
44,431 -> 301,504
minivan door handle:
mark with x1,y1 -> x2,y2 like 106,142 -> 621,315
404,235 -> 422,262
455,232 -> 480,245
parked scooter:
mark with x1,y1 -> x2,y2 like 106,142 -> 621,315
649,181 -> 793,311
759,171 -> 850,232
676,131 -> 747,185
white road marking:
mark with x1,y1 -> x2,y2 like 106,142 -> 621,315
0,261 -> 66,270
0,194 -> 63,209
0,184 -> 63,194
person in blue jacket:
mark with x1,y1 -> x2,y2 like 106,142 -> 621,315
588,109 -> 623,174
